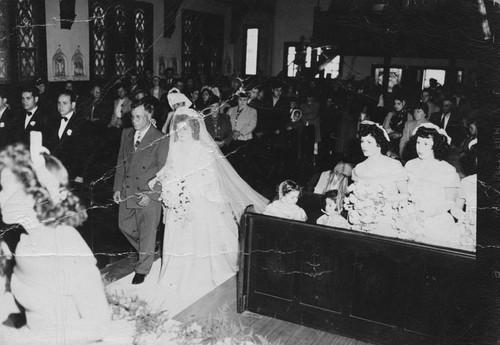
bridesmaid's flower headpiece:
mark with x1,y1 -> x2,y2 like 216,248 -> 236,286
412,123 -> 452,145
360,120 -> 390,142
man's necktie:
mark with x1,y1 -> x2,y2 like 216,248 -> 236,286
61,117 -> 68,122
440,114 -> 446,128
135,133 -> 141,151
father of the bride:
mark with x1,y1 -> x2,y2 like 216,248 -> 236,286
113,96 -> 168,284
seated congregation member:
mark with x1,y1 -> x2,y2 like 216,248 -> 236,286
405,123 -> 460,247
264,180 -> 307,221
227,91 -> 257,147
399,102 -> 429,159
420,88 -> 440,116
382,95 -> 410,157
44,90 -> 93,185
204,98 -> 232,148
285,98 -> 304,159
150,75 -> 167,101
429,96 -> 466,146
11,86 -> 46,145
300,93 -> 321,162
312,160 -> 352,195
346,121 -> 408,234
195,87 -> 217,112
316,190 -> 350,228
108,83 -> 132,129
0,136 -> 132,344
0,88 -> 15,148
78,84 -> 112,125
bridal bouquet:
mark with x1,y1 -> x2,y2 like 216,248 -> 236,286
160,177 -> 191,218
344,182 -> 387,229
107,291 -> 283,345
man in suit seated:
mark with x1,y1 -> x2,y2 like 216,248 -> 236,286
113,96 -> 169,285
429,96 -> 466,147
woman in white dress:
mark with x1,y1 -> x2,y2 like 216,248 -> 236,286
149,107 -> 268,310
405,123 -> 461,248
346,121 -> 408,236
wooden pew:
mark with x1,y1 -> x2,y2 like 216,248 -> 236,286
237,209 -> 479,345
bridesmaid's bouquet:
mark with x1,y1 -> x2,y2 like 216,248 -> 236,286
344,182 -> 387,229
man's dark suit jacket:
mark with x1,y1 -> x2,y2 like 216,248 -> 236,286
10,107 -> 46,145
113,126 -> 169,209
0,108 -> 17,148
260,96 -> 290,137
44,113 -> 94,181
429,111 -> 466,147
77,96 -> 113,126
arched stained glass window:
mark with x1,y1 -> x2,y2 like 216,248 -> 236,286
16,0 -> 36,80
114,5 -> 126,76
0,2 -> 9,81
91,3 -> 106,77
134,9 -> 145,74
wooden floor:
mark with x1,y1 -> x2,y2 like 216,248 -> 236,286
173,275 -> 370,345
101,257 -> 370,345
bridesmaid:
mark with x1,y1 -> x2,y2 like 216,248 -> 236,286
405,123 -> 460,248
347,121 -> 408,236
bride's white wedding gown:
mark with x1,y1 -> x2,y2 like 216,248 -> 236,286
107,107 -> 268,317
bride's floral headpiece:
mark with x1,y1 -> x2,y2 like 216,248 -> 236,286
412,123 -> 452,145
174,106 -> 200,119
360,120 -> 390,142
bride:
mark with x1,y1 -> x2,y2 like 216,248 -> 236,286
148,106 -> 268,309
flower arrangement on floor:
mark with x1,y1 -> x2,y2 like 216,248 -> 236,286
106,290 -> 283,345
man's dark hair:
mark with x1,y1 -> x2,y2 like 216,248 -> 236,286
58,90 -> 77,103
21,85 -> 40,98
131,95 -> 156,115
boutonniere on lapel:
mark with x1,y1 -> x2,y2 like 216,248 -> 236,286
0,122 -> 4,128
66,129 -> 73,136
30,121 -> 36,127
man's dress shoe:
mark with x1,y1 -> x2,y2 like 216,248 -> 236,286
132,273 -> 146,285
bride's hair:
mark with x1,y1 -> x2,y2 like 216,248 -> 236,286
0,144 -> 87,227
414,126 -> 449,160
172,113 -> 200,140
358,124 -> 389,155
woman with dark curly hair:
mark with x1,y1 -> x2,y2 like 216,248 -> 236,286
0,134 -> 132,344
383,95 -> 410,156
346,121 -> 408,235
404,123 -> 461,248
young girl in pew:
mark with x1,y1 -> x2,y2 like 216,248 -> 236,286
263,180 -> 308,221
316,190 -> 350,229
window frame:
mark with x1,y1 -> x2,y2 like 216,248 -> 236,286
244,27 -> 259,76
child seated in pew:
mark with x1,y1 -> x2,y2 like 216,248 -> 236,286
316,190 -> 350,229
263,180 -> 307,221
